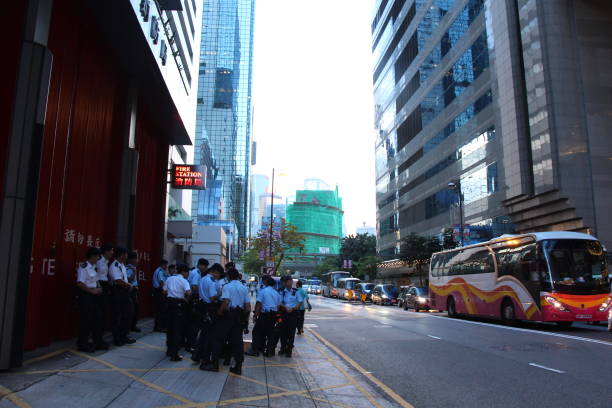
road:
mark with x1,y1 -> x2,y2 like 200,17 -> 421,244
305,295 -> 612,408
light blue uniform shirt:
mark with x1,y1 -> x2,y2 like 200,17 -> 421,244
221,280 -> 249,309
199,274 -> 218,303
281,287 -> 304,309
126,264 -> 138,288
188,268 -> 201,287
256,286 -> 282,312
216,277 -> 228,296
152,267 -> 167,289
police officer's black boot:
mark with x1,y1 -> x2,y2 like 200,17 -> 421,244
201,358 -> 219,372
223,356 -> 231,366
229,361 -> 242,375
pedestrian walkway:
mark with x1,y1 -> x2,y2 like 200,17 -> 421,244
0,319 -> 399,407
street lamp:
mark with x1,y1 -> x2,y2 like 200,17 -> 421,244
448,180 -> 465,247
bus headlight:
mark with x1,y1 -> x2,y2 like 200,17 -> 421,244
417,297 -> 427,303
598,298 -> 612,312
544,296 -> 567,312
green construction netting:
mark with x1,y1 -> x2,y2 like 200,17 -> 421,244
286,190 -> 343,255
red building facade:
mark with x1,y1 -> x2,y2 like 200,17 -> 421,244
1,0 -> 195,365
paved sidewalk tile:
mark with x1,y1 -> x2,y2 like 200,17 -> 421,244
1,320 -> 401,408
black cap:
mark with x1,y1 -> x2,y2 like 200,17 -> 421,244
280,275 -> 293,282
86,247 -> 101,259
177,263 -> 189,273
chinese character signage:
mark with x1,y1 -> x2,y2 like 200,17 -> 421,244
171,165 -> 206,190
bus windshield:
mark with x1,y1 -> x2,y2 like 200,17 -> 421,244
345,279 -> 359,289
542,239 -> 609,294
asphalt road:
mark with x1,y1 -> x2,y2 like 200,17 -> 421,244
305,295 -> 612,408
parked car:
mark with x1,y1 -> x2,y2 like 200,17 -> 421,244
354,283 -> 375,302
402,286 -> 431,312
396,286 -> 411,308
371,284 -> 399,305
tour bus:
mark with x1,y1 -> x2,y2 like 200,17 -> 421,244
429,232 -> 611,326
321,271 -> 350,297
337,277 -> 361,301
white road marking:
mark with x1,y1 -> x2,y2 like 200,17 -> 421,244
428,314 -> 612,347
427,335 -> 441,340
529,363 -> 565,374
303,324 -> 318,328
374,325 -> 392,328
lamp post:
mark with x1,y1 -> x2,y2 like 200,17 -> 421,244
268,168 -> 275,274
448,180 -> 464,247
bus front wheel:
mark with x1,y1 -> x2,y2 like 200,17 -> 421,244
501,299 -> 516,325
447,297 -> 457,318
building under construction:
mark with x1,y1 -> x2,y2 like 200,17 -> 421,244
286,188 -> 344,258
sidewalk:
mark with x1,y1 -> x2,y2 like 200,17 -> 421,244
0,319 -> 400,408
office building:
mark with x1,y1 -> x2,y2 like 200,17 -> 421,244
192,0 -> 256,252
371,0 -> 612,258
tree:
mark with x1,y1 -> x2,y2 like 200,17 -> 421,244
399,233 -> 441,286
340,233 -> 377,263
239,248 -> 265,276
250,222 -> 305,275
314,257 -> 341,276
354,255 -> 379,280
442,228 -> 457,250
338,233 -> 379,279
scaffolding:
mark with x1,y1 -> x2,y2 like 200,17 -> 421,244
286,188 -> 344,255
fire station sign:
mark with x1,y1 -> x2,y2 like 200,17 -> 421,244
171,164 -> 206,190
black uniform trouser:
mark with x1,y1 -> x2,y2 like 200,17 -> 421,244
77,291 -> 103,346
112,287 -> 134,341
196,302 -> 218,361
297,310 -> 306,332
153,288 -> 167,330
131,289 -> 139,329
252,311 -> 276,353
166,298 -> 187,357
185,298 -> 201,349
99,280 -> 112,330
280,310 -> 298,352
210,309 -> 244,364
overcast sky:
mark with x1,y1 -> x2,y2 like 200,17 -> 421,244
251,0 -> 377,235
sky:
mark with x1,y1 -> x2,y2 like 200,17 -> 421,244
251,0 -> 377,235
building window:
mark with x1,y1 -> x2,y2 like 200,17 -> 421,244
213,68 -> 233,109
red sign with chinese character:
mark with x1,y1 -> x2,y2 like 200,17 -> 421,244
171,164 -> 206,190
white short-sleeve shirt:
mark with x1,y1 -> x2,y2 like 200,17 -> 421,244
96,256 -> 110,282
165,275 -> 191,299
77,262 -> 99,289
109,260 -> 128,283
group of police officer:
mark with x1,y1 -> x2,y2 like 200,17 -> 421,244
151,259 -> 306,376
76,245 -> 141,352
77,246 -> 307,376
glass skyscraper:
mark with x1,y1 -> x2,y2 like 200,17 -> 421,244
371,0 -> 612,257
192,0 -> 256,250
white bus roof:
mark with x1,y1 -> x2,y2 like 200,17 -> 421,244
497,231 -> 598,242
433,231 -> 600,255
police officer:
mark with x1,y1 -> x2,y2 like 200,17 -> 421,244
246,275 -> 281,357
202,268 -> 251,374
96,244 -> 114,328
164,263 -> 192,361
109,247 -> 135,346
76,247 -> 107,352
278,276 -> 303,358
185,258 -> 209,351
152,260 -> 169,332
194,263 -> 223,367
126,251 -> 140,332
